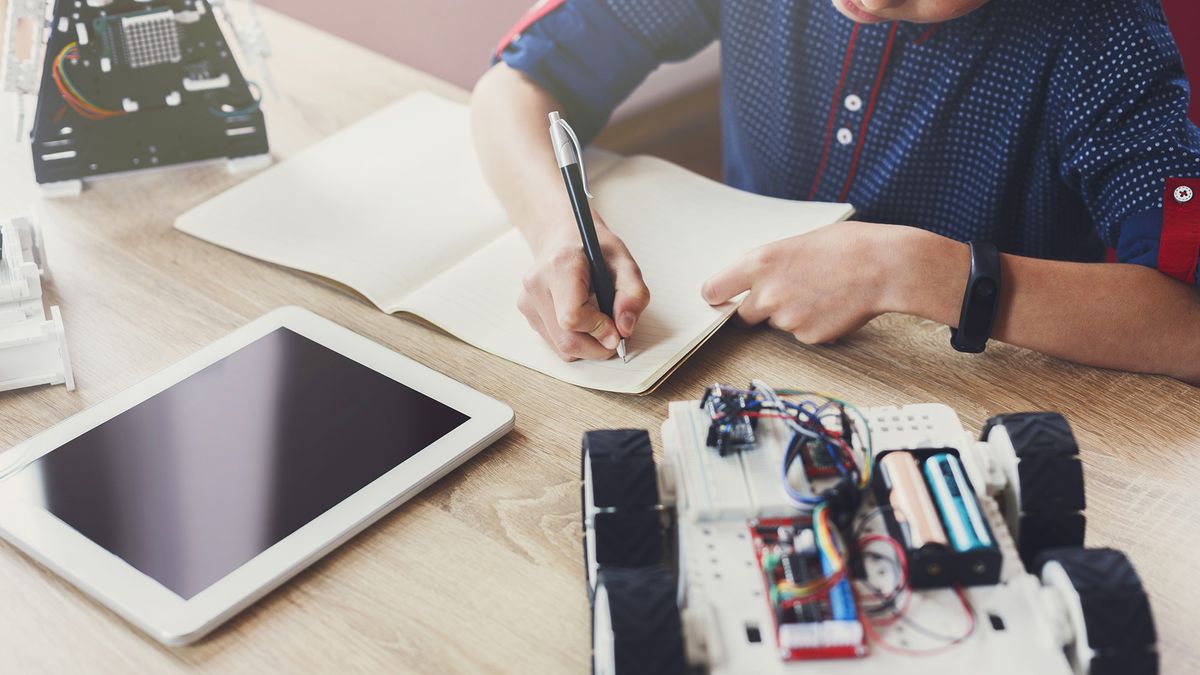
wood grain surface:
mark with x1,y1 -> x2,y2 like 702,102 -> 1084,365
1,7 -> 1198,675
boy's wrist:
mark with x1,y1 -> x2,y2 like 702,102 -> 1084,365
521,212 -> 574,255
880,226 -> 970,327
523,206 -> 609,257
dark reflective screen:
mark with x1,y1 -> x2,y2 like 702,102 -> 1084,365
5,328 -> 469,599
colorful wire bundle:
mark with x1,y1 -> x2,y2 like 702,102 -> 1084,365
703,382 -> 873,514
51,41 -> 126,120
774,387 -> 874,491
770,504 -> 846,601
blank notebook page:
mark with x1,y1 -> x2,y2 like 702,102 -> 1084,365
403,155 -> 855,393
177,93 -> 514,312
176,92 -> 854,393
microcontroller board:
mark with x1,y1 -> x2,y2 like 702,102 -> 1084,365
29,0 -> 268,186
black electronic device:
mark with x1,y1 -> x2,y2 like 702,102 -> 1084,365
29,0 -> 268,186
950,241 -> 1002,353
871,448 -> 1001,589
700,384 -> 759,456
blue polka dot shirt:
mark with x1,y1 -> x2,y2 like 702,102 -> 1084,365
496,0 -> 1200,280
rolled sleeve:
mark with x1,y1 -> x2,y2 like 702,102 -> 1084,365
494,0 -> 718,142
1052,0 -> 1200,282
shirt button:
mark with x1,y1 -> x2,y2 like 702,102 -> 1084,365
1175,185 -> 1194,203
837,128 -> 854,145
844,94 -> 863,112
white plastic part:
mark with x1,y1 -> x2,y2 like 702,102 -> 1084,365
0,213 -> 74,394
591,582 -> 617,675
981,423 -> 1023,542
226,152 -> 271,174
39,179 -> 83,198
3,0 -> 51,139
182,73 -> 231,92
663,399 -> 1074,674
581,446 -> 603,594
211,0 -> 275,96
1040,560 -> 1092,675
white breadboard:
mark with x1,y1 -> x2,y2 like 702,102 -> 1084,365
0,213 -> 74,393
663,400 -> 1072,675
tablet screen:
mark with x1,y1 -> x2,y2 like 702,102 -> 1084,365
4,328 -> 469,599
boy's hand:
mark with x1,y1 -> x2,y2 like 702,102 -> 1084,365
701,221 -> 899,344
519,215 -> 651,361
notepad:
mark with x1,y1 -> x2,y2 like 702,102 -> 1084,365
175,92 -> 854,394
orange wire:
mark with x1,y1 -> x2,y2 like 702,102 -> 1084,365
51,43 -> 124,120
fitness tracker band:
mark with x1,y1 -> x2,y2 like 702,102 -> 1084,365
950,241 -> 1002,353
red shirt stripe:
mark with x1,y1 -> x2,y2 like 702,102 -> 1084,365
838,21 -> 900,203
494,0 -> 568,61
806,25 -> 861,201
1159,177 -> 1200,284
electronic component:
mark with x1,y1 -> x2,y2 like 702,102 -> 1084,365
751,517 -> 867,660
879,451 -> 947,549
872,449 -> 1001,588
24,0 -> 269,190
701,384 -> 758,455
121,10 -> 182,69
925,453 -> 994,553
800,441 -> 842,478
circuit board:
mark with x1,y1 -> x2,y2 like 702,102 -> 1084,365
663,401 -> 1075,674
29,0 -> 268,185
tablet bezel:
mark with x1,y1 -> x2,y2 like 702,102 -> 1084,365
0,306 -> 514,645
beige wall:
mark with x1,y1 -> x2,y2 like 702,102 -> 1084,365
256,0 -> 532,90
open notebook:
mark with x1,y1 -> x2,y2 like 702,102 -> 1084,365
176,92 -> 853,394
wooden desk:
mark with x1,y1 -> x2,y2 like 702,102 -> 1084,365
1,8 -> 1198,674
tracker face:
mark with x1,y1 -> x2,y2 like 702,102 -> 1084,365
30,0 -> 268,184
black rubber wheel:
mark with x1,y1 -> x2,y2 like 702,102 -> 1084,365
581,430 -> 664,598
583,429 -> 661,513
982,412 -> 1086,568
593,511 -> 666,569
592,566 -> 687,675
1037,548 -> 1158,675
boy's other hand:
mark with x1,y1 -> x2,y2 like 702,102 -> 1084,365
701,221 -> 903,344
518,215 -> 651,361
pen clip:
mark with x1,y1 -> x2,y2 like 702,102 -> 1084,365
554,117 -> 594,199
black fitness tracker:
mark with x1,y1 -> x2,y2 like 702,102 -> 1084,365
950,241 -> 1002,353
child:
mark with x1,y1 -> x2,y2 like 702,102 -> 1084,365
470,0 -> 1200,383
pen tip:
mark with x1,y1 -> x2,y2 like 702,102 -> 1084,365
617,339 -> 628,363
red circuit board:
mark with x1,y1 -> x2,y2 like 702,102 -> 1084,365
750,518 -> 869,661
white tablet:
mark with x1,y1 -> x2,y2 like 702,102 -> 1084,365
0,306 -> 514,646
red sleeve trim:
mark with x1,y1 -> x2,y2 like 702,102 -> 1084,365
493,0 -> 568,61
1158,177 -> 1200,284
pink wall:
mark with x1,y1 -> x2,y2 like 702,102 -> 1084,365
1163,0 -> 1199,124
263,0 -> 1197,124
256,0 -> 532,89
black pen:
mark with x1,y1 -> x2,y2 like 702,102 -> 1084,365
548,111 -> 627,363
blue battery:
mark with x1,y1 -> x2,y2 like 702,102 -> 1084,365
923,453 -> 994,553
